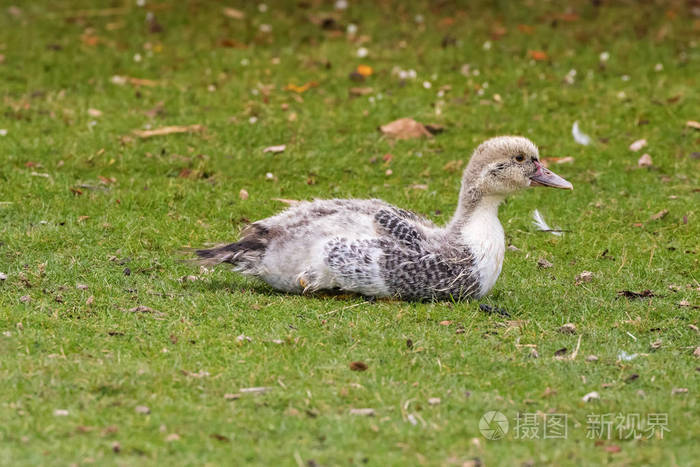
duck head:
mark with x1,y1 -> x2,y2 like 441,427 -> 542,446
463,136 -> 573,196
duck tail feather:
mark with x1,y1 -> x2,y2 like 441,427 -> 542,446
187,243 -> 240,266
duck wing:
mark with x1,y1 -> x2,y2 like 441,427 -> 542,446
373,208 -> 430,251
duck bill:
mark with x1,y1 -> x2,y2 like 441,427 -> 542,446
530,162 -> 573,190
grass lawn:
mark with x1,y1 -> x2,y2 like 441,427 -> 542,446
1,0 -> 698,465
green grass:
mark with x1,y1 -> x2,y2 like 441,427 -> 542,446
1,0 -> 698,465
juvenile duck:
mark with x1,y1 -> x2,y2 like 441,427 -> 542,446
195,136 -> 572,300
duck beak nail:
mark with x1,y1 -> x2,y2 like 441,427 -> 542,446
530,163 -> 573,190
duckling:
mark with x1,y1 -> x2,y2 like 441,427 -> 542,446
195,136 -> 572,300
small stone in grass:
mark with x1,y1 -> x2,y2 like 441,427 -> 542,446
629,139 -> 647,151
559,323 -> 576,334
537,258 -> 553,268
575,271 -> 593,285
239,387 -> 271,394
650,209 -> 668,221
76,283 -> 88,290
586,355 -> 599,362
0,272 -> 7,280
135,405 -> 150,414
637,153 -> 652,167
428,397 -> 441,405
20,295 -> 31,303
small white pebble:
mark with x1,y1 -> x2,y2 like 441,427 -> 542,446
334,0 -> 348,10
259,24 -> 272,33
258,3 -> 268,12
385,169 -> 393,176
346,23 -> 357,35
133,53 -> 142,62
0,273 -> 7,281
240,58 -> 249,66
599,51 -> 610,62
414,14 -> 424,24
482,81 -> 489,89
654,63 -> 663,71
616,91 -> 626,99
621,75 -> 630,81
207,84 -> 216,92
482,41 -> 492,50
472,69 -> 480,76
265,172 -> 274,180
422,81 -> 432,89
0,129 -> 7,136
248,116 -> 258,124
356,47 -> 368,58
54,409 -> 69,416
136,0 -> 145,6
88,121 -> 97,127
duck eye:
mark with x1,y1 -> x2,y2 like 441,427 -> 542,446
514,154 -> 525,162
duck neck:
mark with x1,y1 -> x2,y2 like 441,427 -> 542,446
448,185 -> 504,240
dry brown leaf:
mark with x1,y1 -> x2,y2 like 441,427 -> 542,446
111,75 -> 160,87
272,198 -> 300,206
528,50 -> 548,61
637,153 -> 653,167
356,65 -> 373,77
222,7 -> 245,19
349,87 -> 373,96
263,144 -> 286,154
650,209 -> 668,220
285,81 -> 319,93
349,361 -> 368,371
132,124 -> 204,138
380,118 -> 433,140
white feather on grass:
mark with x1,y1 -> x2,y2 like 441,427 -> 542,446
572,121 -> 592,146
532,209 -> 563,236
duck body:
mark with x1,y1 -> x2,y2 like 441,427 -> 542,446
198,197 -> 503,300
196,136 -> 572,301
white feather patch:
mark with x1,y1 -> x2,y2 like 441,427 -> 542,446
532,209 -> 563,236
572,121 -> 591,146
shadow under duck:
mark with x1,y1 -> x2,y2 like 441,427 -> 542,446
195,136 -> 572,301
